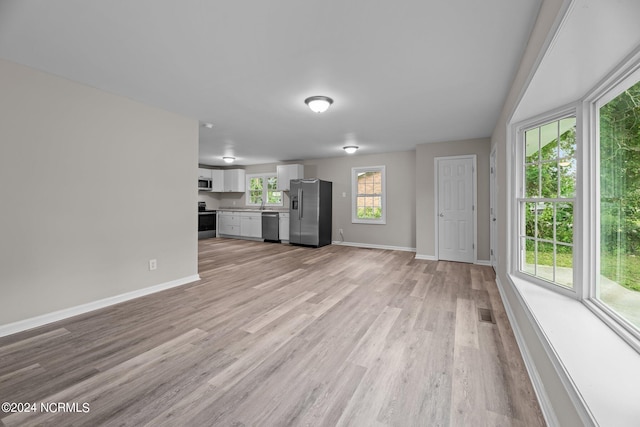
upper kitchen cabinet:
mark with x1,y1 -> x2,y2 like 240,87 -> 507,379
276,164 -> 304,191
211,169 -> 224,192
223,169 -> 245,192
198,168 -> 212,179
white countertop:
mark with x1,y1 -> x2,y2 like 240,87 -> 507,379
217,207 -> 289,213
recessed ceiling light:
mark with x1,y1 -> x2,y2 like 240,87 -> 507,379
305,96 -> 333,113
343,146 -> 359,154
223,156 -> 235,163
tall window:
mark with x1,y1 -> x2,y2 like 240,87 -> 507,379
246,174 -> 282,206
519,116 -> 576,289
514,56 -> 640,347
352,166 -> 386,224
597,77 -> 640,330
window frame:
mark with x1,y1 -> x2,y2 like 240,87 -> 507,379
583,59 -> 640,348
245,173 -> 283,207
513,107 -> 580,298
351,165 -> 386,225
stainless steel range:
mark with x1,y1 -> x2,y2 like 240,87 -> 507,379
198,202 -> 216,240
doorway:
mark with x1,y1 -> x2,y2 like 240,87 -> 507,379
490,147 -> 497,269
435,155 -> 476,263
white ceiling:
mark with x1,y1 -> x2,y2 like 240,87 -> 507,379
0,0 -> 541,166
513,0 -> 640,123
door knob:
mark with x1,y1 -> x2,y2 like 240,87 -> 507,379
492,218 -> 497,222
439,212 -> 444,217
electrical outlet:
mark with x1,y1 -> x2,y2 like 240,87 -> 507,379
149,259 -> 157,271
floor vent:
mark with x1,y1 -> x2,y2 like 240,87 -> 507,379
478,308 -> 496,324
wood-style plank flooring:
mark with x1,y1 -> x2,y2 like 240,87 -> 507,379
0,239 -> 545,426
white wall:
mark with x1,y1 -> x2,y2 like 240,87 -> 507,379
0,59 -> 199,327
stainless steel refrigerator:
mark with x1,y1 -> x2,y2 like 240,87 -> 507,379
289,179 -> 332,247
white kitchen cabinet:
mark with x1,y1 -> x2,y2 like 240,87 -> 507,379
240,212 -> 262,238
223,169 -> 246,192
211,169 -> 224,192
198,168 -> 212,179
218,211 -> 241,236
279,212 -> 289,241
276,164 -> 304,191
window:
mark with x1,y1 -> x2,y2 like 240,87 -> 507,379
518,116 -> 576,289
513,56 -> 640,347
596,74 -> 640,330
246,174 -> 282,206
352,166 -> 386,224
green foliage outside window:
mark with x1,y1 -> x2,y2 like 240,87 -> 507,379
267,176 -> 282,204
248,175 -> 282,206
522,117 -> 576,288
600,80 -> 640,292
357,206 -> 382,219
356,171 -> 383,220
249,177 -> 263,205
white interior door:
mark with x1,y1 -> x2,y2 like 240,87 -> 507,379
437,156 -> 475,263
490,148 -> 497,269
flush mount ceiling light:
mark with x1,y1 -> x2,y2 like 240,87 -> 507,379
202,122 -> 214,129
304,96 -> 333,113
343,146 -> 359,154
222,156 -> 235,164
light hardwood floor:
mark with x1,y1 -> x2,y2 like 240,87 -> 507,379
0,239 -> 545,426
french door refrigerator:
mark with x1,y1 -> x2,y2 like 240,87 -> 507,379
289,179 -> 332,247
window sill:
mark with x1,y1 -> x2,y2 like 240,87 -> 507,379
508,274 -> 640,426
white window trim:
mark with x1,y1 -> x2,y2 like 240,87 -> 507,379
245,173 -> 283,207
582,54 -> 640,351
512,105 -> 580,300
351,165 -> 386,224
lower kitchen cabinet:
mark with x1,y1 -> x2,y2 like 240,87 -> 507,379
218,210 -> 288,241
279,212 -> 289,241
218,211 -> 241,236
240,212 -> 262,238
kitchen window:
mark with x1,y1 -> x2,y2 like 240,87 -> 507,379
352,166 -> 386,224
246,174 -> 282,207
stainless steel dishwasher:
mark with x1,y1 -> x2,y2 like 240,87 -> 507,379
261,211 -> 280,242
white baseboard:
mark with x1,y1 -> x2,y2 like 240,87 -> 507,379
494,276 -> 560,427
331,241 -> 416,253
413,255 -> 492,265
0,274 -> 201,338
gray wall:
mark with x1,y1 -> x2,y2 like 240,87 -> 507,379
303,151 -> 417,249
207,154 -> 416,249
415,138 -> 491,261
0,59 -> 199,326
490,0 -> 583,425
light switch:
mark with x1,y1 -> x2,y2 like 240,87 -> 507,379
342,192 -> 346,198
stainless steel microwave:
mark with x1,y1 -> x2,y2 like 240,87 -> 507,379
198,178 -> 212,191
